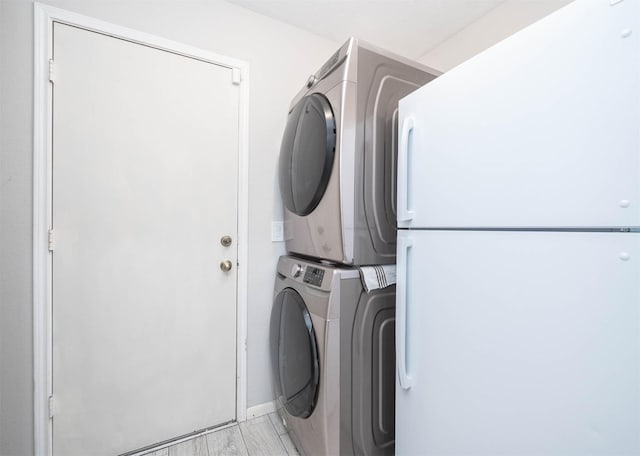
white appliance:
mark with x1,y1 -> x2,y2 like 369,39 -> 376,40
395,0 -> 640,455
278,38 -> 438,265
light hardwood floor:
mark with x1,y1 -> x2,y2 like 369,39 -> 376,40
145,413 -> 299,456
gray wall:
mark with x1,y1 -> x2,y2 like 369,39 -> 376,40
0,1 -> 338,455
1,1 -> 37,455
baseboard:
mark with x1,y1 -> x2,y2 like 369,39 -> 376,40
245,400 -> 277,420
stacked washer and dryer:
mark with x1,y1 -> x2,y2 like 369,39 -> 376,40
270,38 -> 438,455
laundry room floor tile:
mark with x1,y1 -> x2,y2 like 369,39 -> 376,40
268,412 -> 287,435
205,425 -> 248,456
278,433 -> 299,456
167,436 -> 208,456
145,414 -> 299,456
147,448 -> 168,456
239,415 -> 288,456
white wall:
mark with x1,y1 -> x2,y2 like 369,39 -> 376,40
0,1 -> 338,454
418,0 -> 574,71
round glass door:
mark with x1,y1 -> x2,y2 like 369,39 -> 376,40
270,288 -> 320,418
279,93 -> 336,216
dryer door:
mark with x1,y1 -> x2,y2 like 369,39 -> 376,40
279,93 -> 336,216
270,287 -> 320,418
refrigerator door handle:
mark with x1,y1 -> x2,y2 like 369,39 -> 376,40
398,116 -> 415,222
397,235 -> 413,390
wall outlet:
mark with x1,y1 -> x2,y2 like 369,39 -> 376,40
271,221 -> 284,242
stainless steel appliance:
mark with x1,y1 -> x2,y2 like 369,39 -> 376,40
271,256 -> 396,455
278,37 -> 439,265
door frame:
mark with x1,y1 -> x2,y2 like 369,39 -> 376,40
32,4 -> 250,455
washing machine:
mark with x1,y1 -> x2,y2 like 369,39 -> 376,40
270,255 -> 397,456
278,37 -> 439,266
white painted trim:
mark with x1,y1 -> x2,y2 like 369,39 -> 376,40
236,64 -> 250,424
33,5 -> 53,456
246,401 -> 278,420
32,4 -> 250,455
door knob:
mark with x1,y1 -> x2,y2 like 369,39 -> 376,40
220,260 -> 233,272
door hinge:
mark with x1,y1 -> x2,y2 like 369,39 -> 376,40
48,228 -> 54,252
49,59 -> 56,84
48,395 -> 56,418
232,67 -> 241,85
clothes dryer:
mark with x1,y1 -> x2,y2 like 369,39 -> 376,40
278,38 -> 439,265
270,255 -> 396,455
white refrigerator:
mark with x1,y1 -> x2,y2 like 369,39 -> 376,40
395,0 -> 640,454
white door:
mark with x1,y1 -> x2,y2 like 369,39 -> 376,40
397,0 -> 640,229
396,230 -> 640,455
51,23 -> 239,455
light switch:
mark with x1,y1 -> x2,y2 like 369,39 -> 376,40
271,221 -> 284,242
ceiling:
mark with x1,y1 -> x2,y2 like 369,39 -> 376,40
226,0 -> 535,59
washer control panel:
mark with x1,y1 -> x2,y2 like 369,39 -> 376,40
303,266 -> 325,287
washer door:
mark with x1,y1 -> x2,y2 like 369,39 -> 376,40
279,93 -> 336,216
270,287 -> 320,418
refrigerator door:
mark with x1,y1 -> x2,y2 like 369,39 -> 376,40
396,230 -> 640,455
397,0 -> 640,229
